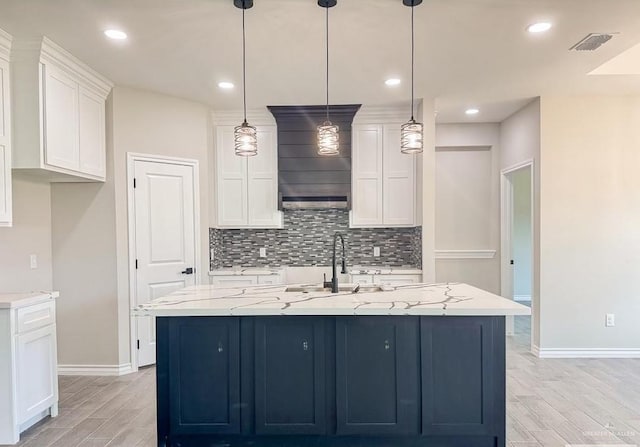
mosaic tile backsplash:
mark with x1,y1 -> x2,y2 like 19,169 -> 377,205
210,209 -> 422,269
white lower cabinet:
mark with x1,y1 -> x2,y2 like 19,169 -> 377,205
0,294 -> 59,445
209,272 -> 284,287
350,273 -> 422,286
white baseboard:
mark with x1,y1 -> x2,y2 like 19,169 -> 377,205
513,295 -> 531,302
535,348 -> 640,359
58,363 -> 134,376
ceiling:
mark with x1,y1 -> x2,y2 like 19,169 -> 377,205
1,0 -> 640,123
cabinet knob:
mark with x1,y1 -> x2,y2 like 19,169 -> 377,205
302,340 -> 309,351
218,342 -> 224,353
384,340 -> 390,351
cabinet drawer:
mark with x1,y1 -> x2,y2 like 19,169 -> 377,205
17,300 -> 56,334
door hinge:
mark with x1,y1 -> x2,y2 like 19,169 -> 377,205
137,340 -> 140,350
133,178 -> 136,188
510,260 -> 514,265
135,259 -> 138,269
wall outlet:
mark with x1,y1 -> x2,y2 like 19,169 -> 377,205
259,247 -> 267,258
605,313 -> 615,327
30,254 -> 38,269
373,247 -> 380,257
210,248 -> 215,262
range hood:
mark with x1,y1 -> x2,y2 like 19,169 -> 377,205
268,105 -> 361,210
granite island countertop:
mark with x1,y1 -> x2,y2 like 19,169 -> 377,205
133,282 -> 531,317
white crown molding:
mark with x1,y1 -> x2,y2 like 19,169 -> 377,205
58,363 -> 134,376
0,28 -> 11,60
212,108 -> 276,126
536,348 -> 640,359
39,37 -> 113,97
353,104 -> 409,124
435,250 -> 497,260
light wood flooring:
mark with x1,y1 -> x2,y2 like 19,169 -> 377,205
3,315 -> 639,447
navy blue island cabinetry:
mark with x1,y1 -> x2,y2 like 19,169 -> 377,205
156,315 -> 506,447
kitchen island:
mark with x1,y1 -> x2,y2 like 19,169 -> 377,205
134,282 -> 530,447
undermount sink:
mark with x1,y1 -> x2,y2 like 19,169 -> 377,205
284,284 -> 386,293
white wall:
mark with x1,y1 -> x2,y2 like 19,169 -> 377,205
539,96 -> 640,352
434,123 -> 501,293
51,86 -> 212,370
500,98 -> 540,347
112,86 -> 211,367
511,167 -> 532,299
0,176 -> 52,292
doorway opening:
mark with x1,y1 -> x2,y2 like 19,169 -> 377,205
501,160 -> 534,349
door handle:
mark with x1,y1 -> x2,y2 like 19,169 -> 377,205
181,267 -> 194,275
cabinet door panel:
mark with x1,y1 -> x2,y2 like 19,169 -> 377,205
383,125 -> 415,226
78,87 -> 105,178
216,126 -> 248,226
210,276 -> 258,287
0,144 -> 10,225
336,317 -> 419,435
16,325 -> 58,424
43,65 -> 79,171
168,317 -> 241,434
248,126 -> 280,227
351,125 -> 383,226
421,316 -> 500,436
255,317 -> 326,435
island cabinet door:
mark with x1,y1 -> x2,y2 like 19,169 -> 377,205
335,317 -> 420,435
168,317 -> 241,435
254,317 -> 326,435
420,316 -> 504,437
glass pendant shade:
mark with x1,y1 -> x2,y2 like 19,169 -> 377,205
317,121 -> 340,156
234,122 -> 258,156
401,119 -> 424,154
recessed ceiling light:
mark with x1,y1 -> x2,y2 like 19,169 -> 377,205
385,78 -> 401,86
527,22 -> 552,34
218,82 -> 235,90
465,108 -> 480,115
104,29 -> 127,40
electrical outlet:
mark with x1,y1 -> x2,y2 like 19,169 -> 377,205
210,248 -> 215,262
373,247 -> 380,257
606,313 -> 615,327
30,254 -> 38,269
259,247 -> 267,258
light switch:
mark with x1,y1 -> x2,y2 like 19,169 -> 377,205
373,247 -> 380,257
30,254 -> 38,269
259,247 -> 267,258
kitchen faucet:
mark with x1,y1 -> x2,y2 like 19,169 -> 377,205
324,232 -> 347,293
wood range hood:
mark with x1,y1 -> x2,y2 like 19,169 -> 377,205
267,105 -> 361,210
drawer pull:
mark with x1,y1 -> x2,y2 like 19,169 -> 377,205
302,340 -> 309,351
218,342 -> 224,353
384,340 -> 391,351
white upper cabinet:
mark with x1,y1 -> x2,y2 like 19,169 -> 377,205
11,37 -> 113,182
351,121 -> 416,228
351,124 -> 383,226
0,30 -> 12,227
215,124 -> 282,229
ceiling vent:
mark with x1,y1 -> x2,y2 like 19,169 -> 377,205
570,33 -> 614,51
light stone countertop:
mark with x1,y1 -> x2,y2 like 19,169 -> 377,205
208,268 -> 282,276
133,283 -> 530,317
0,291 -> 59,309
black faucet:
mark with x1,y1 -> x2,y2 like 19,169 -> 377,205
323,232 -> 347,293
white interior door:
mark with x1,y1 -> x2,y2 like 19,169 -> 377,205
134,160 -> 197,367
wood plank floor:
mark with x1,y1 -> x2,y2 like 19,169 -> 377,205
3,315 -> 639,447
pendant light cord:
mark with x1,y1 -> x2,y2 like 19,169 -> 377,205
410,3 -> 415,122
325,5 -> 329,122
242,4 -> 247,124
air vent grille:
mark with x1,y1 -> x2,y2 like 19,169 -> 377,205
570,33 -> 614,51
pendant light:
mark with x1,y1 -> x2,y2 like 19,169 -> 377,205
401,0 -> 424,154
234,0 -> 257,157
317,0 -> 339,156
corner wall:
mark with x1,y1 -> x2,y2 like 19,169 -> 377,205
539,96 -> 640,354
0,176 -> 52,291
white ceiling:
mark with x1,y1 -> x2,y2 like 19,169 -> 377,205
1,0 -> 640,123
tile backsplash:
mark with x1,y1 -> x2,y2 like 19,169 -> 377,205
210,209 -> 421,270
